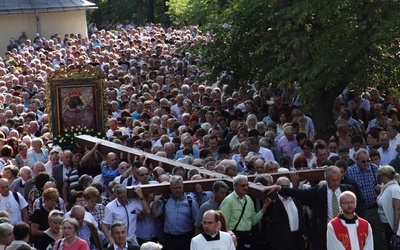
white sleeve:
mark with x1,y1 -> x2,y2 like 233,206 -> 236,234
17,193 -> 28,209
190,238 -> 197,250
102,205 -> 113,226
85,211 -> 98,228
327,222 -> 345,250
363,223 -> 374,250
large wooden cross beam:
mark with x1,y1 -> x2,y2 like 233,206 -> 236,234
75,135 -> 325,199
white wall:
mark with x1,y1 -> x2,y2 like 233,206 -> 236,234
0,10 -> 89,56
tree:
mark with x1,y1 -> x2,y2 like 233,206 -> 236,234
87,0 -> 170,27
167,0 -> 229,26
190,0 -> 400,138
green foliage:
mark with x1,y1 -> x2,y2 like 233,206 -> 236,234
167,0 -> 229,26
193,0 -> 400,109
87,0 -> 170,26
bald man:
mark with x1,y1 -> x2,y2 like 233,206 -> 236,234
102,152 -> 120,190
190,210 -> 235,250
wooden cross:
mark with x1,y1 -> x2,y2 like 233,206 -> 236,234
75,135 -> 325,199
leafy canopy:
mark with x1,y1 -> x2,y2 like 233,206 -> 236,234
187,0 -> 400,107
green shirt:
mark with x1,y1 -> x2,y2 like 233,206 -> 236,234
219,191 -> 264,231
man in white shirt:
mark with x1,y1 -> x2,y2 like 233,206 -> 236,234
387,124 -> 400,148
377,131 -> 397,165
102,184 -> 150,245
190,210 -> 235,250
247,136 -> 275,161
267,177 -> 306,250
327,191 -> 373,250
0,178 -> 29,224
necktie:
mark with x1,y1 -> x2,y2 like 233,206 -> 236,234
332,190 -> 339,217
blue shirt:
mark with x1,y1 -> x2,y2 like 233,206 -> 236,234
158,195 -> 199,235
175,148 -> 200,160
346,163 -> 379,208
136,204 -> 158,240
77,221 -> 98,250
102,165 -> 119,189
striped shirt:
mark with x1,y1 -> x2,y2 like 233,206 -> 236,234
219,191 -> 264,231
65,168 -> 79,192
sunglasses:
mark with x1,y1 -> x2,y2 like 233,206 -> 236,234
50,212 -> 64,217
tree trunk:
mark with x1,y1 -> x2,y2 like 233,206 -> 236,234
147,0 -> 155,23
309,91 -> 340,142
137,0 -> 144,25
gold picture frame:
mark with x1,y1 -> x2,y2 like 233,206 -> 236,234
46,65 -> 107,139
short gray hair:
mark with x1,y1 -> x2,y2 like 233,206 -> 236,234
233,175 -> 248,186
169,175 -> 183,185
355,148 -> 369,160
19,166 -> 31,175
113,184 -> 127,194
140,241 -> 163,250
324,166 -> 341,179
0,223 -> 13,236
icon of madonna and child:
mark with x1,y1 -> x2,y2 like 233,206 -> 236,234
60,87 -> 96,130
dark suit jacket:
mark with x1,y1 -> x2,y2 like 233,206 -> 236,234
389,154 -> 400,173
106,242 -> 140,250
52,164 -> 65,196
269,197 -> 307,249
280,184 -> 353,250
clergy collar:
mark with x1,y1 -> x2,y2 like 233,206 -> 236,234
338,213 -> 358,224
202,231 -> 220,241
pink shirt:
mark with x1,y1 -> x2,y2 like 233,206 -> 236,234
53,237 -> 89,250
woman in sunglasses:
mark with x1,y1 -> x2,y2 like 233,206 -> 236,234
37,209 -> 65,250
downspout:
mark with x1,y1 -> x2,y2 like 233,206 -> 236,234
35,11 -> 40,35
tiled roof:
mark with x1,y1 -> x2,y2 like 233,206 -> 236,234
0,0 -> 96,15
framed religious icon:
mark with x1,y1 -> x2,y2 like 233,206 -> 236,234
47,65 -> 107,146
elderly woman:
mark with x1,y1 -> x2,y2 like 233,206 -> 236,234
53,218 -> 89,250
27,138 -> 48,167
44,149 -> 62,177
0,222 -> 13,249
15,144 -> 29,168
231,142 -> 249,173
376,165 -> 400,250
83,186 -> 105,229
38,210 -> 64,250
246,114 -> 258,131
31,188 -> 60,246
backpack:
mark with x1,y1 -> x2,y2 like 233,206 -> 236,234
12,191 -> 20,206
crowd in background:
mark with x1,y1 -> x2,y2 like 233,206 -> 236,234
0,22 -> 400,250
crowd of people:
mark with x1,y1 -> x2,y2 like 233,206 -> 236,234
0,22 -> 400,250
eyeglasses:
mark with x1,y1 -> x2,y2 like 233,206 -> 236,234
360,160 -> 370,163
50,151 -> 59,155
138,173 -> 150,177
340,201 -> 356,206
239,184 -> 249,188
62,227 -> 75,231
